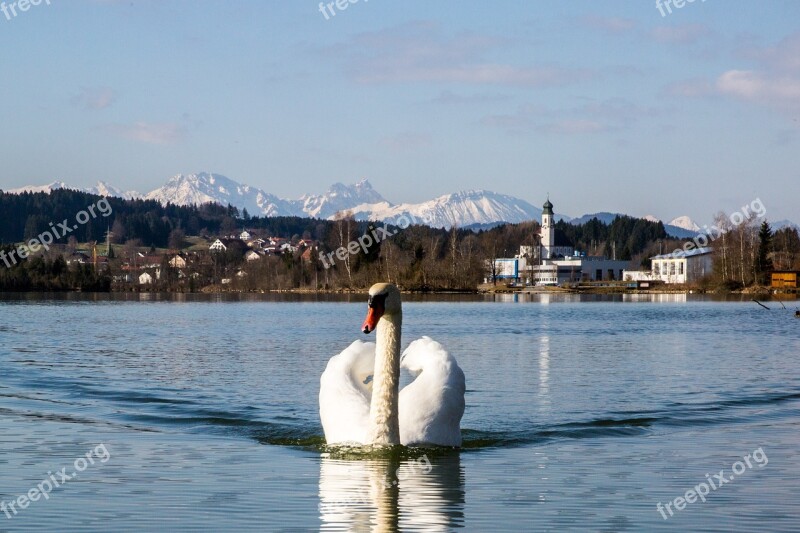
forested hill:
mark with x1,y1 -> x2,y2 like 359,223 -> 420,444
556,216 -> 668,261
0,189 -> 322,247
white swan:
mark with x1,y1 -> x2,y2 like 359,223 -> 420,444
320,283 -> 466,447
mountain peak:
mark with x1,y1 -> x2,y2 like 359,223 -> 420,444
145,172 -> 294,216
86,181 -> 140,199
301,179 -> 388,218
668,215 -> 700,232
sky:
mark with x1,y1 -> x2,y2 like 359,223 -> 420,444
0,0 -> 798,225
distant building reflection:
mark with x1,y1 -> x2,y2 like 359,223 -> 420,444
538,335 -> 550,413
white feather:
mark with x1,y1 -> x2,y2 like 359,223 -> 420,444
320,337 -> 465,447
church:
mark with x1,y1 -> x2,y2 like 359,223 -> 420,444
492,198 -> 631,286
518,198 -> 575,261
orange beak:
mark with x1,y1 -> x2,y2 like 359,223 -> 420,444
362,306 -> 383,334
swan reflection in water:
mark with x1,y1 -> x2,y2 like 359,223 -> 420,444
318,452 -> 464,532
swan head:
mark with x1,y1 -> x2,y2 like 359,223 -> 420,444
362,283 -> 401,334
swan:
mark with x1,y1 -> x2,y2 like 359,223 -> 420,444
320,283 -> 466,447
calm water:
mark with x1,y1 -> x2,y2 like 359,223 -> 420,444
1,292 -> 799,532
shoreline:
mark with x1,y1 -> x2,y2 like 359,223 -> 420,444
1,286 -> 796,298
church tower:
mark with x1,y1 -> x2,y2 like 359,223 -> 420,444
541,197 -> 555,259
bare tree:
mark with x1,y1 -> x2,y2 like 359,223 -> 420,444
331,211 -> 357,287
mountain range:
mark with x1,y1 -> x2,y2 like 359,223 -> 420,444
9,172 -> 793,237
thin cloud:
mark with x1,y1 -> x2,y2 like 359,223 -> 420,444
541,119 -> 606,135
71,86 -> 117,110
483,98 -> 658,135
579,15 -> 636,34
664,78 -> 714,98
716,70 -> 800,106
379,132 -> 432,152
105,121 -> 187,145
650,24 -> 713,45
328,21 -> 596,88
668,32 -> 800,114
430,90 -> 510,105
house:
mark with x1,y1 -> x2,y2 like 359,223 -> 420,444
771,271 -> 800,289
279,243 -> 298,253
139,272 -> 154,285
134,254 -> 163,268
240,230 -> 252,241
245,250 -> 263,262
169,254 -> 187,268
209,239 -> 228,251
650,247 -> 713,284
66,252 -> 90,265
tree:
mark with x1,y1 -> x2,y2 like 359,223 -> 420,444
331,212 -> 357,286
67,236 -> 78,254
772,227 -> 800,270
168,228 -> 186,250
755,220 -> 773,285
111,218 -> 126,244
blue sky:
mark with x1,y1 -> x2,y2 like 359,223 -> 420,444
1,0 -> 798,224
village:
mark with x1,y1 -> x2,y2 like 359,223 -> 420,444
54,229 -> 322,291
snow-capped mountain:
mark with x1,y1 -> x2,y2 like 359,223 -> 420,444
144,173 -> 296,217
85,181 -> 140,199
668,216 -> 701,232
142,173 -> 547,228
6,180 -> 139,199
347,190 -> 545,228
9,172 -> 795,233
566,211 -> 699,238
772,219 -> 800,232
7,181 -> 70,194
301,179 -> 387,219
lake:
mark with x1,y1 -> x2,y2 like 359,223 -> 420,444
1,292 -> 799,532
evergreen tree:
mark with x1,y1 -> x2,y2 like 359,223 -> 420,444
755,220 -> 773,285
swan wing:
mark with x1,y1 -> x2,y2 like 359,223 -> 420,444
320,340 -> 375,445
399,337 -> 466,447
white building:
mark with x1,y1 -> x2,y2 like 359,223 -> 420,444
169,255 -> 187,268
490,198 -> 629,286
240,230 -> 252,241
530,256 -> 630,285
649,247 -> 713,284
245,250 -> 263,262
539,199 -> 574,259
209,239 -> 227,251
139,272 -> 154,285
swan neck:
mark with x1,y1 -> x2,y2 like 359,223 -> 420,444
368,312 -> 401,446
